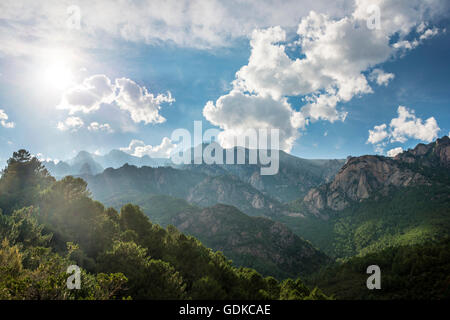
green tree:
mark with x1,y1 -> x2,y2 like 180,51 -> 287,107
98,241 -> 186,299
0,150 -> 54,213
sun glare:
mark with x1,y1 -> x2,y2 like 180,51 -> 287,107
42,61 -> 74,90
35,48 -> 77,92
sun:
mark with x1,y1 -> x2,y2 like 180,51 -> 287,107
35,48 -> 77,92
42,60 -> 74,90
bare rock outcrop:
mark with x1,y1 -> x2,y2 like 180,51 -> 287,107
302,136 -> 450,216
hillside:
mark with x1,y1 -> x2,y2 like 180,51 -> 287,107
307,239 -> 450,300
83,164 -> 285,217
279,137 -> 450,259
173,204 -> 330,279
105,193 -> 329,279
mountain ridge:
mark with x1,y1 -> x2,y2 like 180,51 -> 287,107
302,136 -> 450,216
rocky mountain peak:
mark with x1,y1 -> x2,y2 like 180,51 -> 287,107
301,137 -> 450,217
395,135 -> 450,167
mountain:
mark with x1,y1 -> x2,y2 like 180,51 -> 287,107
43,149 -> 172,178
180,145 -> 345,203
172,204 -> 330,279
302,155 -> 429,216
41,160 -> 72,177
302,136 -> 449,216
395,136 -> 450,168
102,193 -> 330,279
278,136 -> 450,258
83,164 -> 285,217
92,149 -> 171,168
43,145 -> 344,205
68,151 -> 104,174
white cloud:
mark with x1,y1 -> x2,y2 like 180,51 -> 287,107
1,0 -> 447,56
57,75 -> 174,126
0,109 -> 15,128
115,78 -> 174,125
57,116 -> 84,132
391,24 -> 441,51
0,0 -> 354,55
419,27 -> 440,40
367,106 -> 440,147
369,69 -> 395,86
374,144 -> 386,155
87,122 -> 113,133
36,153 -> 59,164
387,147 -> 403,157
390,106 -> 440,143
120,137 -> 176,158
202,0 -> 448,152
392,39 -> 420,50
368,124 -> 389,144
353,0 -> 447,36
57,75 -> 115,114
204,0 -> 445,151
203,90 -> 303,152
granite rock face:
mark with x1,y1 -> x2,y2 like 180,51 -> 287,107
303,136 -> 450,216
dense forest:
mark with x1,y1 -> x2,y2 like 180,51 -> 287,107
0,150 -> 329,300
307,239 -> 450,299
283,184 -> 450,259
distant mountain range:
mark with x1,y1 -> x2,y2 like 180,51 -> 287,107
82,164 -> 286,217
43,149 -> 172,177
180,146 -> 345,202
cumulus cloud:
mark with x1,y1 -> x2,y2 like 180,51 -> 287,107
367,106 -> 440,151
115,78 -> 174,125
203,90 -> 303,152
0,109 -> 15,128
203,1 -> 445,151
390,106 -> 440,143
369,69 -> 395,86
368,124 -> 389,144
387,147 -> 403,157
57,75 -> 174,125
57,75 -> 115,114
87,122 -> 113,133
57,116 -> 84,132
120,137 -> 176,158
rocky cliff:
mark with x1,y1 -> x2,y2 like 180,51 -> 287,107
303,136 -> 450,216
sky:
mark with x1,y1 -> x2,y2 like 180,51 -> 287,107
0,0 -> 449,167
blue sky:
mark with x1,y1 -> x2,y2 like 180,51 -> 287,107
0,0 -> 449,167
